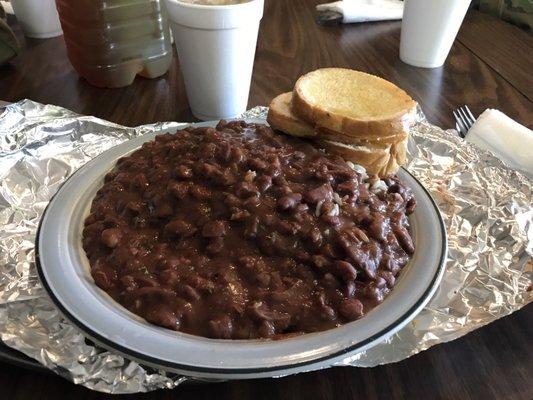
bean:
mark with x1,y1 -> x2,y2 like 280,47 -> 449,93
145,309 -> 180,330
320,304 -> 336,320
214,169 -> 237,186
334,260 -> 358,282
257,320 -> 275,338
120,275 -> 136,290
321,273 -> 340,288
277,220 -> 301,235
132,286 -> 175,298
277,193 -> 302,211
243,196 -> 261,209
188,275 -> 215,293
248,302 -> 291,330
338,299 -> 364,321
224,193 -> 241,207
174,165 -> 193,180
368,213 -> 387,242
304,183 -> 333,204
231,147 -> 244,163
248,158 -> 267,170
393,224 -> 415,254
206,237 -> 225,255
312,255 -> 330,269
374,276 -> 387,288
179,284 -> 201,302
344,281 -> 356,298
202,220 -> 227,237
255,272 -> 271,288
244,216 -> 259,239
126,200 -> 143,214
190,185 -> 211,201
217,141 -> 232,163
337,181 -> 358,196
235,182 -> 258,198
167,181 -> 190,199
199,142 -> 217,158
208,315 -> 233,339
230,209 -> 251,221
154,202 -> 173,218
295,203 -> 309,213
101,228 -> 122,248
320,215 -> 341,226
165,219 -> 196,237
92,270 -> 112,289
135,276 -> 159,288
159,269 -> 180,287
378,270 -> 395,287
256,175 -> 272,192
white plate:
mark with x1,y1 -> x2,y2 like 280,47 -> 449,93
36,119 -> 447,380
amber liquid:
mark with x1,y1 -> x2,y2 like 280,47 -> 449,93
178,0 -> 249,5
55,0 -> 172,88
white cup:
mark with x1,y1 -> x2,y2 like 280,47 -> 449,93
400,0 -> 471,68
165,0 -> 264,120
10,0 -> 62,39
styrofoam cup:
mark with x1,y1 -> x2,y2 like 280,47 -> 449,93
10,0 -> 62,39
400,0 -> 471,68
165,0 -> 264,120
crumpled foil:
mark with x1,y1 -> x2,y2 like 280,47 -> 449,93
0,100 -> 531,393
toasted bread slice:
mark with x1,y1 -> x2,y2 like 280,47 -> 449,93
316,136 -> 408,177
267,92 -> 317,138
293,68 -> 417,138
316,139 -> 391,176
268,92 -> 406,145
316,125 -> 408,146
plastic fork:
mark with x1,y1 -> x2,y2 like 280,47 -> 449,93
453,105 -> 477,138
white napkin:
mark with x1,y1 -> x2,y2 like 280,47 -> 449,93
465,109 -> 533,179
316,0 -> 404,24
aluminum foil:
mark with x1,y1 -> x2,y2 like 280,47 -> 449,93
0,100 -> 531,393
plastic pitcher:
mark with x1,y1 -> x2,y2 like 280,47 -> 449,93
55,0 -> 172,88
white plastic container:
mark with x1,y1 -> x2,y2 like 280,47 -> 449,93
400,0 -> 471,68
10,0 -> 62,39
165,0 -> 264,120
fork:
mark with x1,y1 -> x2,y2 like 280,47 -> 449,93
453,105 -> 476,138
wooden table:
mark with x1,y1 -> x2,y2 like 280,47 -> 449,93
1,1 -> 532,399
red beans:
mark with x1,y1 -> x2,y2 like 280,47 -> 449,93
165,219 -> 196,237
334,260 -> 358,282
248,158 -> 267,170
277,193 -> 302,211
101,228 -> 121,248
84,121 -> 415,339
92,269 -> 112,289
202,220 -> 227,237
145,309 -> 181,330
235,181 -> 259,198
208,315 -> 233,339
304,183 -> 333,204
174,165 -> 193,180
167,181 -> 190,199
338,299 -> 364,321
393,224 -> 415,254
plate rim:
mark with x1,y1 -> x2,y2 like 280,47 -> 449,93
35,121 -> 447,376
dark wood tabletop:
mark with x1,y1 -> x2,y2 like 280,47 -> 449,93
0,1 -> 532,399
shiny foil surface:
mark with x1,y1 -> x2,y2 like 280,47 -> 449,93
0,100 -> 531,393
